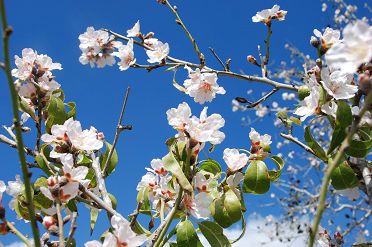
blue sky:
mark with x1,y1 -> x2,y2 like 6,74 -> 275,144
0,0 -> 369,246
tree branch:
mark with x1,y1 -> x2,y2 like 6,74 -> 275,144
0,1 -> 41,246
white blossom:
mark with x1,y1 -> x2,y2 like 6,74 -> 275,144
252,5 -> 287,24
78,27 -> 118,68
146,40 -> 169,63
183,66 -> 225,104
85,215 -> 146,247
127,20 -> 140,37
113,39 -> 136,71
321,101 -> 337,118
226,172 -> 244,200
145,158 -> 167,176
12,48 -> 62,81
0,180 -> 6,201
41,118 -> 103,157
188,107 -> 225,145
321,67 -> 357,100
223,148 -> 248,171
294,77 -> 320,121
5,175 -> 23,210
166,102 -> 192,134
326,20 -> 372,74
249,128 -> 272,146
313,27 -> 340,49
194,172 -> 213,192
184,192 -> 213,220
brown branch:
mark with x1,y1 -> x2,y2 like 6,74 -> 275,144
280,133 -> 316,156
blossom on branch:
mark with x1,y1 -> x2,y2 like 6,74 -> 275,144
113,39 -> 136,71
223,148 -> 249,171
183,66 -> 225,104
313,27 -> 340,50
146,39 -> 170,63
321,67 -> 357,100
325,20 -> 372,74
127,20 -> 140,37
252,5 -> 287,25
85,215 -> 146,247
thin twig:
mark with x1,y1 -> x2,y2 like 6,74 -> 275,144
280,133 -> 316,156
0,1 -> 41,246
66,212 -> 78,246
129,201 -> 143,229
163,0 -> 204,65
342,210 -> 371,236
244,87 -> 279,108
102,87 -> 131,177
264,25 -> 272,65
105,29 -> 298,91
1,219 -> 32,247
308,92 -> 372,247
209,47 -> 227,71
0,134 -> 36,156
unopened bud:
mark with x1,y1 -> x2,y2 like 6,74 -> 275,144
0,223 -> 7,235
298,85 -> 311,101
310,36 -> 320,48
43,216 -> 57,231
247,55 -> 259,66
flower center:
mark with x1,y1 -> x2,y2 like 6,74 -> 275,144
201,80 -> 212,91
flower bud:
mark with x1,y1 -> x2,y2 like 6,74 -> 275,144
247,55 -> 259,66
0,223 -> 7,235
298,85 -> 311,100
43,216 -> 57,231
310,36 -> 320,48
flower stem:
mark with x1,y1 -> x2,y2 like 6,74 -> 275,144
308,92 -> 372,247
0,1 -> 41,246
56,201 -> 65,247
2,219 -> 32,247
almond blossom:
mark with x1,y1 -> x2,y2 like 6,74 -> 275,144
41,118 -> 103,158
249,128 -> 272,147
40,154 -> 89,202
194,172 -> 212,192
183,66 -> 225,104
113,39 -> 136,71
325,20 -> 372,74
183,192 -> 213,220
146,40 -> 169,63
188,106 -> 225,145
4,175 -> 23,210
252,5 -> 287,25
85,215 -> 146,247
226,172 -> 244,199
294,77 -> 321,121
313,27 -> 340,50
12,48 -> 62,81
126,20 -> 140,37
166,102 -> 192,133
145,158 -> 167,176
79,27 -> 119,68
321,67 -> 357,100
0,181 -> 6,201
223,148 -> 249,171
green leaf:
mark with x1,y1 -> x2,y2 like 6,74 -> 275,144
268,156 -> 285,181
101,142 -> 119,176
66,102 -> 77,119
163,152 -> 193,192
45,96 -> 67,132
33,192 -> 53,210
198,221 -> 231,247
243,161 -> 270,194
19,96 -> 36,121
289,116 -> 302,126
199,159 -> 222,175
35,154 -> 53,176
136,187 -> 151,215
331,161 -> 359,190
210,190 -> 242,228
328,101 -> 352,154
108,193 -> 117,210
304,126 -> 328,161
345,129 -> 372,158
14,199 -> 30,220
90,208 -> 99,235
176,220 -> 203,247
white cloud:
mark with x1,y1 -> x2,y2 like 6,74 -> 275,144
199,214 -> 308,247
